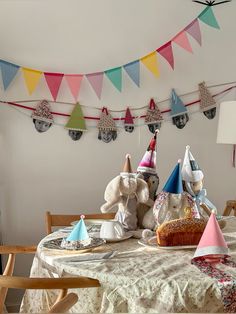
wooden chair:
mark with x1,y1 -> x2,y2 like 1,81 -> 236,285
45,211 -> 116,235
0,245 -> 100,313
223,200 -> 236,217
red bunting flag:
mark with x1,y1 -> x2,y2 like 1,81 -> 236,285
44,72 -> 64,101
157,41 -> 174,69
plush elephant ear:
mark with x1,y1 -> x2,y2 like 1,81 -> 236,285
104,175 -> 121,202
136,178 -> 149,203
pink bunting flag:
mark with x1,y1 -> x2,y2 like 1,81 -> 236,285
157,41 -> 174,69
185,19 -> 202,46
44,72 -> 64,101
173,31 -> 193,53
86,72 -> 104,99
64,74 -> 83,101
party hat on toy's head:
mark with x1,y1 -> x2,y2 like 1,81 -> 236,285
66,215 -> 89,241
170,89 -> 188,117
163,160 -> 183,194
65,102 -> 87,131
122,154 -> 133,174
145,98 -> 163,125
182,145 -> 204,183
199,81 -> 216,112
193,210 -> 229,259
97,107 -> 117,131
31,100 -> 54,123
137,130 -> 158,175
124,107 -> 134,127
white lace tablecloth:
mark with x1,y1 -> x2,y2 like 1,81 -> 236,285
20,218 -> 236,313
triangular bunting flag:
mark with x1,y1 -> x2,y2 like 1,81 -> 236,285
157,41 -> 174,69
64,74 -> 83,101
198,7 -> 220,29
123,60 -> 140,87
105,67 -> 122,92
0,60 -> 20,90
86,72 -> 103,99
44,72 -> 64,101
141,52 -> 159,77
173,31 -> 193,53
22,68 -> 42,94
185,19 -> 202,46
65,102 -> 87,131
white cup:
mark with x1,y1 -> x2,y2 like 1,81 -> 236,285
100,220 -> 125,239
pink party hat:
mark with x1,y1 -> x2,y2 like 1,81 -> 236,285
193,210 -> 229,259
137,130 -> 158,175
124,107 -> 134,126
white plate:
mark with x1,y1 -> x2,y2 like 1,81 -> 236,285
91,231 -> 133,243
138,235 -> 236,250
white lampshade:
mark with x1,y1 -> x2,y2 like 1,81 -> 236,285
217,101 -> 236,144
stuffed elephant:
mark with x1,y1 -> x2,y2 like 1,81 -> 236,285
100,174 -> 150,231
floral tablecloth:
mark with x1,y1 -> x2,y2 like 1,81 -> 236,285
20,218 -> 236,313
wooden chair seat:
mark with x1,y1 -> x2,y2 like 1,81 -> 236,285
46,211 -> 116,234
0,245 -> 100,313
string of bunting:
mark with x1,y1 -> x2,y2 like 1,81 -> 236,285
0,6 -> 220,100
1,81 -> 235,142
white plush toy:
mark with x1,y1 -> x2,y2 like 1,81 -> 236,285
100,155 -> 150,231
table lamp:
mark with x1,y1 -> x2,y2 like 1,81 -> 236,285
217,101 -> 236,167
217,101 -> 236,216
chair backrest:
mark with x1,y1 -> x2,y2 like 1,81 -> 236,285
45,211 -> 116,234
0,245 -> 100,313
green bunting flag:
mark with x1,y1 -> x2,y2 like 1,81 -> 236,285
105,67 -> 122,92
198,7 -> 220,29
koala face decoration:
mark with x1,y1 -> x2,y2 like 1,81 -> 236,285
148,122 -> 162,134
98,130 -> 117,143
68,130 -> 83,141
203,108 -> 216,120
125,125 -> 134,133
33,119 -> 52,133
172,114 -> 189,129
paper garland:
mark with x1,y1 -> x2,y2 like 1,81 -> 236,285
0,6 -> 221,100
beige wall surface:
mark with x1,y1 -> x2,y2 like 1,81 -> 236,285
0,0 -> 235,292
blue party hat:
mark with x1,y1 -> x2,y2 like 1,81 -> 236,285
170,89 -> 187,117
163,160 -> 183,194
66,215 -> 89,241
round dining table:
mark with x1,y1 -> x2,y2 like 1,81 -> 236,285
20,218 -> 236,313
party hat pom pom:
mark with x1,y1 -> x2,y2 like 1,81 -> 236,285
178,159 -> 182,163
211,208 -> 217,214
186,145 -> 190,150
126,154 -> 131,159
80,214 -> 85,219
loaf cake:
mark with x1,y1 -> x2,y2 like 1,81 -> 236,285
156,217 -> 206,247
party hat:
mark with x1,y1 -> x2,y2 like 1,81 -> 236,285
170,89 -> 188,117
199,81 -> 216,112
31,100 -> 54,123
193,210 -> 229,259
98,107 -> 117,131
137,130 -> 158,175
124,107 -> 134,126
182,145 -> 204,182
65,103 -> 87,131
66,215 -> 89,241
163,160 -> 183,194
122,154 -> 133,173
145,98 -> 163,125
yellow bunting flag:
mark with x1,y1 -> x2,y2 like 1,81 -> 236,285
141,52 -> 159,77
22,68 -> 42,94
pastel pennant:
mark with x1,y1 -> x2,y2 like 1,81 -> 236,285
198,6 -> 220,29
157,41 -> 174,69
185,19 -> 202,46
22,68 -> 42,94
44,72 -> 64,101
64,74 -> 83,101
86,72 -> 103,99
123,60 -> 140,87
141,52 -> 159,77
173,31 -> 193,53
105,67 -> 122,92
0,60 -> 20,90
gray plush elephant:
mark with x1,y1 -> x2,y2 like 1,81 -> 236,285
100,174 -> 150,231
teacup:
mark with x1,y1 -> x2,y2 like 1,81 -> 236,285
100,220 -> 125,239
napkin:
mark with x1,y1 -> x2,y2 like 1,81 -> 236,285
54,251 -> 117,264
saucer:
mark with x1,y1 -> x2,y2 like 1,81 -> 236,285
92,231 -> 133,242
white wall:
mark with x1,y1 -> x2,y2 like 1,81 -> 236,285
0,0 -> 236,285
